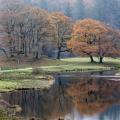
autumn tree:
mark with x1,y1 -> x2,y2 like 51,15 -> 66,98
68,19 -> 120,63
1,1 -> 55,62
97,28 -> 120,63
0,13 -> 9,58
0,21 -> 9,59
20,7 -> 53,59
0,0 -> 26,60
50,12 -> 73,59
67,19 -> 108,63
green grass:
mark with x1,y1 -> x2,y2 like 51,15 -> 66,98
0,109 -> 16,120
41,63 -> 110,73
0,79 -> 53,92
0,57 -> 119,92
35,57 -> 120,73
62,57 -> 120,68
0,71 -> 54,92
102,57 -> 120,68
1,57 -> 120,74
0,81 -> 17,92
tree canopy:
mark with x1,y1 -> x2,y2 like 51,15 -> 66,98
67,19 -> 120,63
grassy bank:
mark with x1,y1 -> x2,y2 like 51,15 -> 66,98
0,57 -> 119,92
0,71 -> 54,92
0,109 -> 15,120
0,57 -> 120,73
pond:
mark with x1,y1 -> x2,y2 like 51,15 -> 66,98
1,70 -> 120,120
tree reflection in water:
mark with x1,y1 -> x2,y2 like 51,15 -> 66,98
67,77 -> 120,115
1,71 -> 120,120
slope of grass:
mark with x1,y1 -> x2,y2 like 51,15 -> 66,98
0,57 -> 119,73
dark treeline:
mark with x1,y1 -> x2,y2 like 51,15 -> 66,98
24,0 -> 120,29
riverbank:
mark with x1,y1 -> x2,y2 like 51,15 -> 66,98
0,57 -> 119,92
0,57 -> 120,73
0,71 -> 54,92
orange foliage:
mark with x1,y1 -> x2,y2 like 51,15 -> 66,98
67,18 -> 120,57
50,12 -> 72,38
50,12 -> 73,59
67,79 -> 120,115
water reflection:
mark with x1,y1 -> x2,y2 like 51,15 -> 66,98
67,77 -> 120,115
1,71 -> 120,120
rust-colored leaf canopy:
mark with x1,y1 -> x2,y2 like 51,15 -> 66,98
68,18 -> 120,56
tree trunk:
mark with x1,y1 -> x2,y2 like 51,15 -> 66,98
57,51 -> 61,59
57,48 -> 61,59
17,53 -> 21,64
0,48 -> 8,59
90,55 -> 94,63
99,57 -> 103,64
24,42 -> 28,57
35,51 -> 39,59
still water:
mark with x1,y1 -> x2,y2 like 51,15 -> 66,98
1,71 -> 120,120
